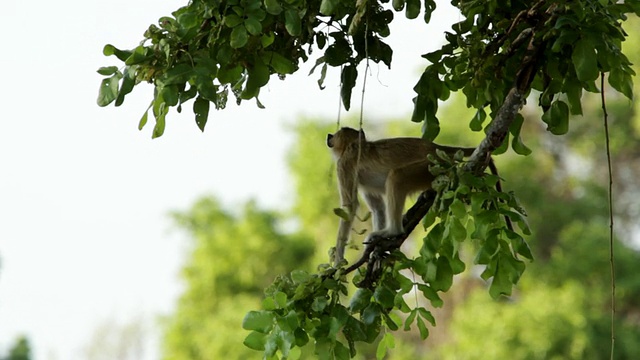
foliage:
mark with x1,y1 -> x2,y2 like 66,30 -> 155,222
163,198 -> 314,359
425,80 -> 640,359
241,143 -> 530,359
97,0 -> 640,358
162,117 -> 640,359
3,336 -> 31,360
97,0 -> 639,139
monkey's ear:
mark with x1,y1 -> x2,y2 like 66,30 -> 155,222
327,134 -> 334,148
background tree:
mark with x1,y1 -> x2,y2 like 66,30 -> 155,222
2,336 -> 31,360
162,199 -> 314,359
82,317 -> 149,360
162,112 -> 640,358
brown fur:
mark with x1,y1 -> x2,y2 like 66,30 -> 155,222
327,127 -> 478,266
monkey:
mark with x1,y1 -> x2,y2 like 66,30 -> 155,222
326,127 -> 503,266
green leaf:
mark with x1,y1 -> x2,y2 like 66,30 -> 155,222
160,85 -> 179,107
163,63 -> 194,85
325,39 -> 352,66
291,269 -> 310,283
376,332 -> 395,360
572,39 -> 599,82
470,108 -> 486,131
242,59 -> 270,99
262,297 -> 277,310
405,0 -> 420,19
447,217 -> 467,242
217,65 -> 243,85
320,0 -> 337,15
243,311 -> 275,333
416,316 -> 429,340
285,9 -> 301,36
564,80 -> 583,115
176,11 -> 199,29
509,113 -> 532,155
264,332 -> 278,357
102,44 -> 132,61
432,256 -> 453,291
115,66 -> 136,106
275,291 -> 287,308
373,285 -> 395,308
489,259 -> 513,299
475,229 -> 499,263
261,51 -> 296,74
422,208 -> 436,229
97,66 -> 119,76
392,0 -> 405,11
541,100 -> 569,135
349,288 -> 373,313
125,45 -> 152,65
193,96 -> 210,132
417,307 -> 436,326
230,25 -> 248,49
508,232 -> 534,261
278,310 -> 299,332
261,32 -> 275,48
312,296 -> 328,312
243,331 -> 267,350
138,108 -> 149,130
97,73 -> 122,107
152,103 -> 167,139
608,67 -> 633,99
340,65 -> 358,111
316,33 -> 327,50
404,309 -> 417,331
264,0 -> 283,15
417,284 -> 443,307
294,328 -> 309,347
382,312 -> 399,331
362,304 -> 381,325
422,102 -> 440,140
334,341 -> 350,360
224,14 -> 244,28
245,18 -> 262,35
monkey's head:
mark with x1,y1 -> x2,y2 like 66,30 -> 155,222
327,127 -> 366,156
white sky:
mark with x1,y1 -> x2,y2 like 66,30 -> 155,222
0,1 -> 458,359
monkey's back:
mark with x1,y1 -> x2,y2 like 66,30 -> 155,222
366,137 -> 435,169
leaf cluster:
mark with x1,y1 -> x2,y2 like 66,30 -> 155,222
413,0 -> 638,144
98,0 -> 323,137
97,0 -> 402,137
243,148 -> 532,358
423,150 -> 532,298
242,256 -> 445,360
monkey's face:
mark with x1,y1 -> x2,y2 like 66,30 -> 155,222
326,133 -> 335,148
327,128 -> 365,157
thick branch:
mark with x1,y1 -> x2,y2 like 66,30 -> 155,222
344,191 -> 437,287
465,33 -> 542,174
344,24 -> 547,288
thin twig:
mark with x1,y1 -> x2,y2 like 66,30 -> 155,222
601,73 -> 616,360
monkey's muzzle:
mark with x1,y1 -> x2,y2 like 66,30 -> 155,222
326,133 -> 334,148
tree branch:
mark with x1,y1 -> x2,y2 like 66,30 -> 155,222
344,37 -> 544,288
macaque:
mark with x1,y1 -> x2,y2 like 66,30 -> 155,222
327,127 -> 492,266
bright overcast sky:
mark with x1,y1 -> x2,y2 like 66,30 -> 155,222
0,1 -> 457,359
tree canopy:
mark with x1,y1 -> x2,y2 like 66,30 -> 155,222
97,0 -> 640,358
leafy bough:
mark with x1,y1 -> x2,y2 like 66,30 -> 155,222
96,0 -> 640,358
